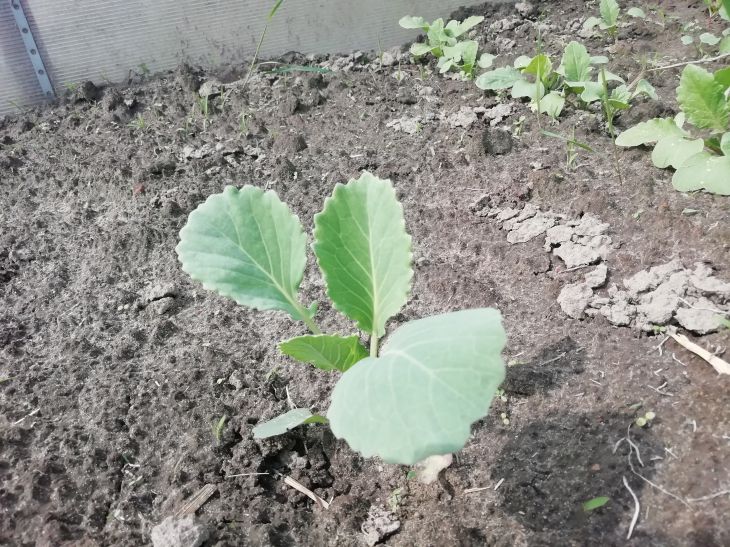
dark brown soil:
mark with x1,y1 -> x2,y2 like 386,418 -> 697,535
1,1 -> 729,545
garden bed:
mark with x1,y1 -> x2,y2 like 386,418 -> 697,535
1,1 -> 729,545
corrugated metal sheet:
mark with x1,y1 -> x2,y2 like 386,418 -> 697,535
0,1 -> 48,116
2,0 -> 492,116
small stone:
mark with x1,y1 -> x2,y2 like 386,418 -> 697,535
362,507 -> 401,547
515,1 -> 536,17
447,107 -> 478,128
386,117 -> 422,135
149,297 -> 175,315
484,103 -> 514,126
280,95 -> 300,116
584,264 -> 608,288
482,127 -> 513,155
275,133 -> 308,154
572,214 -> 609,237
495,207 -> 520,222
78,81 -> 101,102
553,241 -> 600,268
380,51 -> 397,67
544,224 -> 574,250
675,298 -> 725,335
690,263 -> 730,297
228,370 -> 246,390
144,283 -> 177,304
600,298 -> 636,326
162,200 -> 183,217
624,269 -> 656,296
558,283 -> 594,319
151,515 -> 209,547
636,291 -> 679,325
198,80 -> 222,98
506,213 -> 556,244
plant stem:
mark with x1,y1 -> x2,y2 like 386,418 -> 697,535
648,52 -> 730,72
370,333 -> 379,358
242,0 -> 284,92
292,301 -> 322,335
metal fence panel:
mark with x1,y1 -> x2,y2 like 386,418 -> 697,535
2,0 -> 492,116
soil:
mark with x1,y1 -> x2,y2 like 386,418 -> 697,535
1,1 -> 729,545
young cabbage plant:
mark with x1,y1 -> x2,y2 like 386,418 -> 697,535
616,64 -> 730,195
583,0 -> 621,39
399,15 -> 491,79
176,172 -> 506,465
475,41 -> 644,120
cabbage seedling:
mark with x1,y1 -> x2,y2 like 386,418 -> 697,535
176,172 -> 506,465
616,64 -> 730,195
399,15 -> 491,79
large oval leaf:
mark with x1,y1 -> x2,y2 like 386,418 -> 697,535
327,309 -> 506,465
677,65 -> 729,132
615,118 -> 685,147
475,67 -> 524,90
279,334 -> 368,372
562,41 -> 591,82
672,152 -> 730,195
313,172 -> 412,337
176,186 -> 307,318
651,135 -> 705,169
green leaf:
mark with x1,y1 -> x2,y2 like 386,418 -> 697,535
176,186 -> 308,319
512,79 -> 545,100
476,67 -> 524,90
677,65 -> 729,132
513,55 -> 532,69
455,15 -> 484,37
672,152 -> 730,195
253,408 -> 318,439
721,132 -> 730,156
590,55 -> 609,64
627,7 -> 646,18
327,309 -> 506,464
615,118 -> 685,147
699,32 -> 721,45
279,334 -> 368,372
632,79 -> 658,100
576,81 -> 604,103
523,54 -> 553,83
583,496 -> 611,511
720,36 -> 730,54
313,172 -> 412,337
477,53 -> 496,69
600,0 -> 620,26
583,16 -> 601,29
399,16 -> 428,30
535,91 -> 565,118
410,43 -> 434,57
715,67 -> 730,89
651,136 -> 705,169
562,41 -> 592,82
681,35 -> 694,45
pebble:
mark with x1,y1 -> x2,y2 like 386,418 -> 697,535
151,516 -> 209,547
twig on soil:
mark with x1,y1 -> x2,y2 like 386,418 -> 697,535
623,476 -> 640,540
648,52 -> 730,72
463,486 -> 490,494
687,490 -> 730,502
11,408 -> 40,426
174,484 -> 218,517
282,475 -> 330,509
538,352 -> 567,367
649,335 -> 670,357
667,329 -> 730,375
227,472 -> 270,478
493,478 -> 505,491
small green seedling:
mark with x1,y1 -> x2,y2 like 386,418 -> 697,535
583,0 -> 620,39
542,128 -> 595,169
584,2 -> 648,39
583,496 -> 610,511
127,113 -> 146,131
616,64 -> 730,195
177,172 -> 506,465
399,15 -> 490,79
213,415 -> 228,443
635,411 -> 656,427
